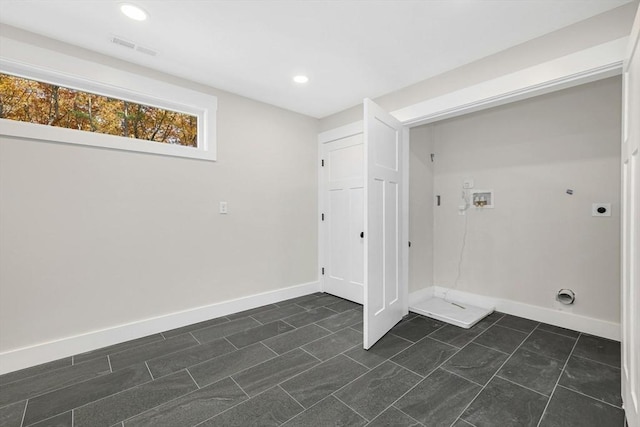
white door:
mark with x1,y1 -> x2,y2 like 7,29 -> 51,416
363,99 -> 407,349
321,133 -> 365,304
622,6 -> 640,427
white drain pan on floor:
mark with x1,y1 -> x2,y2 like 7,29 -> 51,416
410,297 -> 493,329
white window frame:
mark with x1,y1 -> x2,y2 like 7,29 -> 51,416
0,57 -> 217,161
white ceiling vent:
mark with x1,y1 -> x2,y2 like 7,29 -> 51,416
135,45 -> 157,56
110,36 -> 157,56
111,36 -> 135,49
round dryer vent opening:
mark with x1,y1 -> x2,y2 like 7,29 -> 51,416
556,289 -> 576,305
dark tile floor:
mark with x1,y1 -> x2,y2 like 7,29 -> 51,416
0,292 -> 625,427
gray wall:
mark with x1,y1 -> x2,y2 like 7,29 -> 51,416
408,126 -> 434,293
0,27 -> 319,353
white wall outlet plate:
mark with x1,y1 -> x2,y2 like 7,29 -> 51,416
592,203 -> 611,217
219,201 -> 228,214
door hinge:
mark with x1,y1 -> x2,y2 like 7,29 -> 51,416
321,213 -> 325,221
408,241 -> 412,248
321,267 -> 325,275
321,159 -> 325,167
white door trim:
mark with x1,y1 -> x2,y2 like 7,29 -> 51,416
319,121 -> 363,145
320,133 -> 366,303
621,5 -> 640,426
401,127 -> 410,315
318,121 -> 364,294
318,132 -> 325,290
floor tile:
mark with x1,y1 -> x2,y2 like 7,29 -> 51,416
350,322 -> 364,333
232,348 -> 319,397
461,377 -> 547,427
0,357 -> 110,407
226,320 -> 294,348
198,386 -> 303,427
395,368 -> 480,426
496,314 -> 539,333
22,363 -> 151,426
520,329 -> 576,362
473,325 -> 527,354
391,337 -> 458,377
283,395 -> 367,426
345,333 -> 412,369
334,361 -> 421,421
497,348 -> 562,396
281,354 -> 368,408
274,294 -> 320,307
284,307 -> 340,328
442,342 -> 509,385
146,338 -> 236,378
225,304 -> 279,321
73,370 -> 197,427
428,324 -> 481,348
123,377 -> 247,427
539,386 -> 625,427
262,324 -> 331,355
572,334 -> 621,367
325,299 -> 361,313
296,294 -> 344,310
474,311 -> 505,329
191,317 -> 261,344
559,356 -> 622,406
109,334 -> 199,371
0,400 -> 26,427
0,358 -> 71,387
391,317 -> 444,342
161,316 -> 229,339
302,328 -> 363,361
483,311 -> 506,321
188,342 -> 276,387
536,323 -> 580,338
5,297 -> 625,427
366,406 -> 421,427
252,304 -> 306,324
29,411 -> 72,427
316,309 -> 362,332
452,419 -> 474,427
74,334 -> 164,364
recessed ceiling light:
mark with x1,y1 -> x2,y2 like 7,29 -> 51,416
121,4 -> 148,21
293,75 -> 309,84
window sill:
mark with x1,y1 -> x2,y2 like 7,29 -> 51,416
1,119 -> 216,161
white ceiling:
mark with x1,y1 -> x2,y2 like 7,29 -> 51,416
0,0 -> 633,118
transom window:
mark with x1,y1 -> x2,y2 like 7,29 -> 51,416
1,73 -> 198,148
0,56 -> 217,161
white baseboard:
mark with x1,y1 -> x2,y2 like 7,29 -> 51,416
410,286 -> 620,341
0,281 -> 321,375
